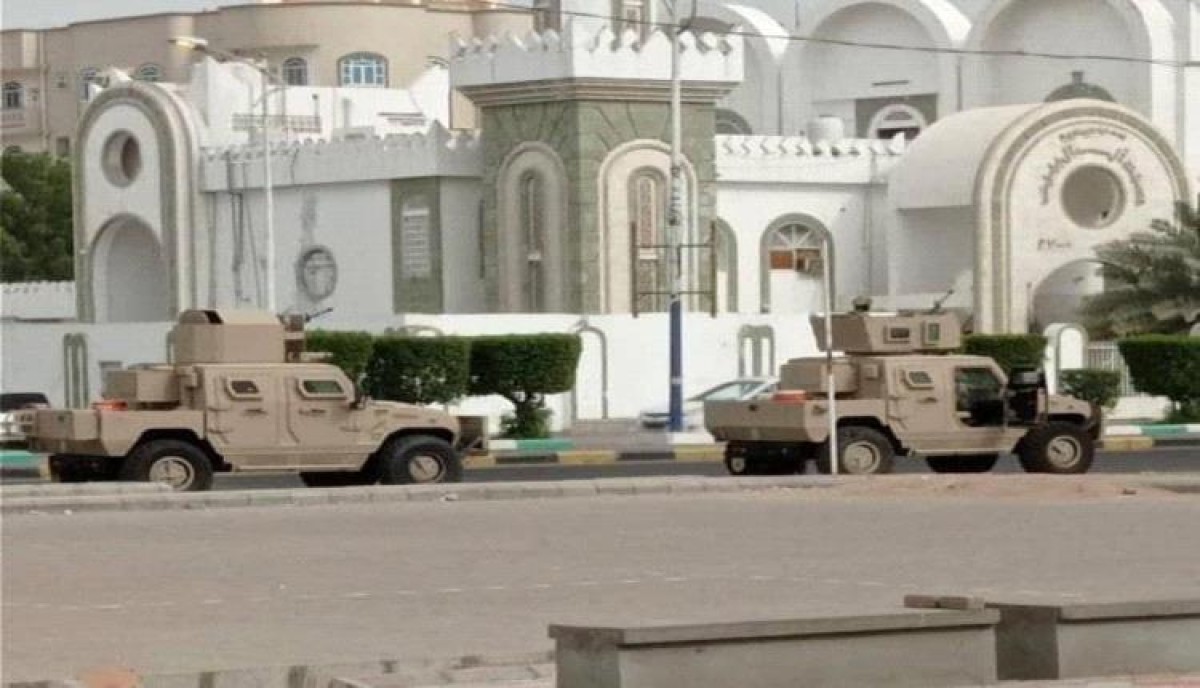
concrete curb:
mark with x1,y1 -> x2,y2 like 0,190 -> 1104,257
0,475 -> 841,516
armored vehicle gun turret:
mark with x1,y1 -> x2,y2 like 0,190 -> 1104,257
705,310 -> 1100,475
20,309 -> 476,491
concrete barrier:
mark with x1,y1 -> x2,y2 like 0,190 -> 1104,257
550,610 -> 1000,688
990,599 -> 1200,681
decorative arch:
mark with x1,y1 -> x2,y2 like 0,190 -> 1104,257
973,100 -> 1191,332
90,215 -> 170,322
569,320 -> 610,420
964,0 -> 1176,134
797,0 -> 968,123
713,219 -> 739,312
759,213 -> 833,314
597,140 -> 699,314
75,80 -> 202,322
496,142 -> 568,312
797,0 -> 970,49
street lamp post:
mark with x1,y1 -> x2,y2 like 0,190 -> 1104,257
667,3 -> 684,432
170,36 -> 279,314
666,0 -> 696,433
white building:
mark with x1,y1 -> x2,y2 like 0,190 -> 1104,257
2,0 -> 1197,423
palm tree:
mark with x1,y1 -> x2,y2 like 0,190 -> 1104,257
1082,201 -> 1200,337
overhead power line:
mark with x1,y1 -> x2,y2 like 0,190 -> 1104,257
478,1 -> 1187,68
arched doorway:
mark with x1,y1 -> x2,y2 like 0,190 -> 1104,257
1031,260 -> 1104,332
91,216 -> 170,322
760,216 -> 831,314
713,220 -> 738,313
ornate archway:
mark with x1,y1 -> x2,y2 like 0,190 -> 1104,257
90,215 -> 171,322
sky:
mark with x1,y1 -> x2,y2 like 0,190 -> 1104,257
2,0 -> 222,30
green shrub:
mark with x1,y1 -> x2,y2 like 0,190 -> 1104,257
469,334 -> 583,439
1059,369 -> 1123,410
367,336 -> 471,405
1118,336 -> 1200,419
963,334 -> 1048,375
305,330 -> 375,381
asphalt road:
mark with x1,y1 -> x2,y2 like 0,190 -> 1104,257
4,478 -> 1200,681
200,446 -> 1198,490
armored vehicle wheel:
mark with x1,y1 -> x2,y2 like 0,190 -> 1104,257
1018,423 -> 1094,474
299,471 -> 375,488
817,426 -> 895,475
926,454 -> 999,473
120,439 -> 214,492
379,435 -> 463,485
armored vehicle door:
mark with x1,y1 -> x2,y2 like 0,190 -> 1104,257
888,362 -> 1014,454
205,372 -> 282,467
283,371 -> 369,467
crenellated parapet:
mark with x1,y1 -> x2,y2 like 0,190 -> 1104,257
1,281 -> 78,321
197,124 -> 483,191
450,21 -> 743,106
715,133 -> 909,184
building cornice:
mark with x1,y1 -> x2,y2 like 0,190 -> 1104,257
460,78 -> 738,107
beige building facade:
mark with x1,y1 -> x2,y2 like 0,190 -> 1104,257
0,0 -> 533,154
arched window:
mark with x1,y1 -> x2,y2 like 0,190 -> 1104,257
768,224 -> 823,274
282,57 -> 309,86
868,104 -> 927,141
761,221 -> 830,314
629,168 -> 667,312
519,171 -> 546,311
338,53 -> 387,87
135,64 -> 163,82
79,68 -> 100,101
2,82 -> 23,110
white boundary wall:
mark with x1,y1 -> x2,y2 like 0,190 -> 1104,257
0,313 -> 820,433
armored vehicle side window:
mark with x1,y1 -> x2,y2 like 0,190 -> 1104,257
903,370 -> 935,389
227,379 -> 261,399
954,368 -> 1003,412
885,326 -> 912,343
923,322 -> 941,345
300,379 -> 346,399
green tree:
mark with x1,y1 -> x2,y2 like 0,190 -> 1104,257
469,334 -> 583,438
0,150 -> 74,282
1081,202 -> 1200,336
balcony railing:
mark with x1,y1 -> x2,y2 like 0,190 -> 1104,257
1,110 -> 28,129
231,113 -> 322,134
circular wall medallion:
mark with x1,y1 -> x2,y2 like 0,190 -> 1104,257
1061,165 -> 1125,229
101,131 -> 142,187
297,246 -> 338,301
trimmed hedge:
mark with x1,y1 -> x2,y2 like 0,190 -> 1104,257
367,336 -> 471,405
469,334 -> 583,438
1060,369 -> 1122,410
1118,336 -> 1200,419
305,330 -> 375,381
963,334 -> 1048,375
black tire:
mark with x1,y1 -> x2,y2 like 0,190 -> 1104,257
119,439 -> 214,492
926,454 -> 999,474
724,443 -> 804,476
378,435 -> 463,485
1018,422 -> 1095,474
299,471 -> 375,488
816,426 -> 895,475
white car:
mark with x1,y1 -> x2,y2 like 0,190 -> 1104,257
639,378 -> 778,429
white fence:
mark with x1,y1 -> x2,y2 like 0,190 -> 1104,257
1084,342 -> 1139,396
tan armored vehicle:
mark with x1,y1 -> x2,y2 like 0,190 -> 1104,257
21,310 -> 475,491
705,311 -> 1101,475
